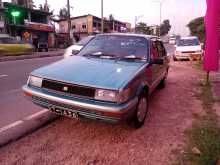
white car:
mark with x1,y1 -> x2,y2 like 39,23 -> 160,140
64,36 -> 95,58
169,37 -> 176,44
173,36 -> 203,61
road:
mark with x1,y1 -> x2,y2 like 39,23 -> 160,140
0,56 -> 61,128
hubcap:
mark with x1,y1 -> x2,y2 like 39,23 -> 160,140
137,97 -> 147,122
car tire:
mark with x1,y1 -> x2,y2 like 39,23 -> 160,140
173,56 -> 177,61
133,92 -> 149,129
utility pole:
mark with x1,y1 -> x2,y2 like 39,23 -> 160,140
152,0 -> 164,37
159,1 -> 162,37
101,0 -> 104,33
67,0 -> 71,45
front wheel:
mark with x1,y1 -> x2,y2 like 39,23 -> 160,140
173,56 -> 177,61
133,93 -> 149,129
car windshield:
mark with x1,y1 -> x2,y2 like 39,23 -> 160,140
78,35 -> 149,60
177,38 -> 200,46
76,36 -> 94,46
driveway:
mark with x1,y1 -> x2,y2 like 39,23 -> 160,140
0,61 -> 203,165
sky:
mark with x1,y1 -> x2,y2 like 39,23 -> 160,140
3,0 -> 207,36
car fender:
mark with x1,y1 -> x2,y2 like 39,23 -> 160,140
136,81 -> 150,97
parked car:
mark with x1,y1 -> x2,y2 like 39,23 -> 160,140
173,36 -> 203,61
37,42 -> 48,52
64,35 -> 95,58
23,33 -> 169,128
169,37 -> 176,44
0,37 -> 34,56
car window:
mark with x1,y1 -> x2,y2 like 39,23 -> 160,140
156,41 -> 166,57
76,36 -> 94,46
177,38 -> 200,46
151,41 -> 160,59
78,35 -> 149,59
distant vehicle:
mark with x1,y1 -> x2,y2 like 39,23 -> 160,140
0,37 -> 34,56
23,33 -> 169,128
173,36 -> 203,61
37,42 -> 48,52
64,36 -> 95,58
169,37 -> 176,44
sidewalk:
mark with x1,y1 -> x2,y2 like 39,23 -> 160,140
0,49 -> 65,62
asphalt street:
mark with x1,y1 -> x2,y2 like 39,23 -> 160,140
0,56 -> 61,128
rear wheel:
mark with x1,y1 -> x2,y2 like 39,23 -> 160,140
158,70 -> 168,89
133,93 -> 149,129
173,56 -> 177,61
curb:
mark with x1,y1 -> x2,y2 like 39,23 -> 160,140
0,52 -> 64,63
0,111 -> 59,148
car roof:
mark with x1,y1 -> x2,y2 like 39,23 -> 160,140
97,33 -> 159,40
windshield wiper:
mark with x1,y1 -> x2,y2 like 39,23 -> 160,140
83,52 -> 117,59
120,55 -> 147,61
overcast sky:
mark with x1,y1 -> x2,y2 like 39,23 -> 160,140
3,0 -> 206,36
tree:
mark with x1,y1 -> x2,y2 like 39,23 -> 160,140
59,8 -> 69,19
109,14 -> 115,31
43,0 -> 50,12
187,17 -> 205,43
159,19 -> 171,36
39,4 -> 43,10
136,22 -> 151,34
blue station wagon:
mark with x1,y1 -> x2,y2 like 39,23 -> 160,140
23,33 -> 169,128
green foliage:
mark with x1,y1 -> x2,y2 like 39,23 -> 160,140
159,19 -> 171,36
187,17 -> 205,43
135,22 -> 151,35
59,8 -> 69,19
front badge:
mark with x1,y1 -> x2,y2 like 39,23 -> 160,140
63,86 -> 68,92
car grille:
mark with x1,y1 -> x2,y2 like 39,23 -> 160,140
182,51 -> 195,54
42,79 -> 96,98
32,96 -> 101,115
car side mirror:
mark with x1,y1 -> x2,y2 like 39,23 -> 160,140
150,59 -> 164,65
72,50 -> 80,55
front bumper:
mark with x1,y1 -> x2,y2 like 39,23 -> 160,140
23,85 -> 138,123
174,53 -> 202,60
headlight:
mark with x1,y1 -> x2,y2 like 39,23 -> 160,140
95,89 -> 118,102
28,76 -> 43,88
175,51 -> 181,55
195,50 -> 203,54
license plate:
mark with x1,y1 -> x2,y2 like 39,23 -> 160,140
49,106 -> 79,119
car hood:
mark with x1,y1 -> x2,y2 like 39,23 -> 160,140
32,56 -> 146,90
176,45 -> 202,52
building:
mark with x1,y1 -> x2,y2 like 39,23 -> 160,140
11,0 -> 34,9
58,14 -> 130,42
3,2 -> 55,48
0,0 -> 6,34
